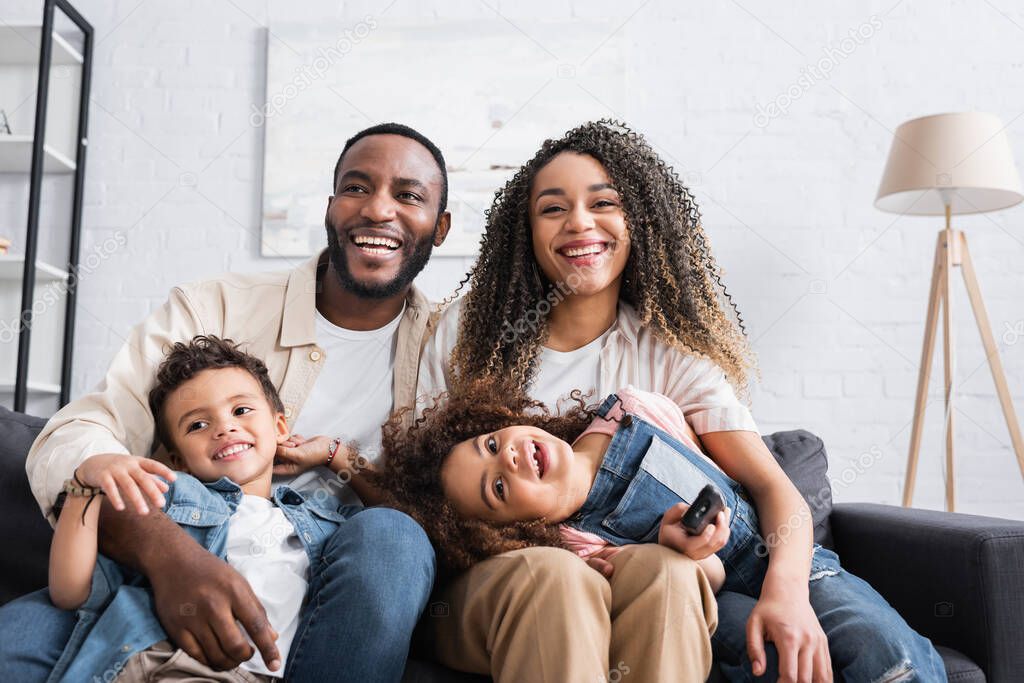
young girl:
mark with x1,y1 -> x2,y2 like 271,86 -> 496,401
381,382 -> 947,683
420,119 -> 925,681
419,119 -> 754,680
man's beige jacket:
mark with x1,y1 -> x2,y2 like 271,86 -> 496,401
26,251 -> 433,524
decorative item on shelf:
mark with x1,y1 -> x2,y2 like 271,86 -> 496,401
0,236 -> 10,255
876,111 -> 1024,512
0,109 -> 11,135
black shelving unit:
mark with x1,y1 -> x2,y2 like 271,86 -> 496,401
12,0 -> 92,412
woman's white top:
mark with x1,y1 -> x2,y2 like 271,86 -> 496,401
417,297 -> 759,436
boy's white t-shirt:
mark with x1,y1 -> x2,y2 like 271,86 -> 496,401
280,305 -> 404,505
232,305 -> 403,674
226,495 -> 309,678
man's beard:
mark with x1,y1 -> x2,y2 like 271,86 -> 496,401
325,218 -> 436,299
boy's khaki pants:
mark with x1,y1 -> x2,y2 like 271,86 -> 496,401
425,544 -> 718,683
117,640 -> 274,682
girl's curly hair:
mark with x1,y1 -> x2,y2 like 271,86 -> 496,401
446,119 -> 755,396
369,379 -> 595,571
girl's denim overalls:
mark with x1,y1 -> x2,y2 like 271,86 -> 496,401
568,393 -> 946,683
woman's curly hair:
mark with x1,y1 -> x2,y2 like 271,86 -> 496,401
446,119 -> 755,395
369,379 -> 595,571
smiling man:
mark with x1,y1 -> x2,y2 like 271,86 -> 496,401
1,123 -> 449,683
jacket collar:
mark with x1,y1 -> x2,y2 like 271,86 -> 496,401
278,249 -> 430,348
205,476 -> 243,495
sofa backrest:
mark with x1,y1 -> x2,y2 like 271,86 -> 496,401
0,406 -> 53,605
762,429 -> 834,548
0,407 -> 834,606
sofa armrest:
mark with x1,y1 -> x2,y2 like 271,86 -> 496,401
830,502 -> 1024,683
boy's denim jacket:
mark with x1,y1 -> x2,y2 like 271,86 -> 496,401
48,473 -> 345,683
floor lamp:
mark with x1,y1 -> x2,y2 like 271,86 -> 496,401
875,112 -> 1024,511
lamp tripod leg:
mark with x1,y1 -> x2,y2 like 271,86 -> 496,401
904,232 -> 945,507
958,231 -> 1024,482
942,229 -> 957,512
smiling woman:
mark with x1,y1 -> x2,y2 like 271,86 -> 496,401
528,153 -> 632,348
424,119 -> 753,398
414,119 -> 946,683
413,119 -> 758,683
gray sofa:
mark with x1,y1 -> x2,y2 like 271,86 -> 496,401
3,406 -> 1022,682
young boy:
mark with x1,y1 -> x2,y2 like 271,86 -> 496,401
48,336 -> 365,682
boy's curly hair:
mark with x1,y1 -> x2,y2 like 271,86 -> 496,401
371,379 -> 595,571
148,335 -> 284,452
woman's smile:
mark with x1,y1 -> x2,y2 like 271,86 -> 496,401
555,239 -> 613,268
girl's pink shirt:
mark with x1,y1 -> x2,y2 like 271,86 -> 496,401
571,384 -> 705,454
562,385 -> 729,559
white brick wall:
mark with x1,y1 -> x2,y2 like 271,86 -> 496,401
2,0 -> 1023,518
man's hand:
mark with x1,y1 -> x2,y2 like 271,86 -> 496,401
76,453 -> 175,514
148,540 -> 282,672
658,502 -> 731,560
747,587 -> 832,683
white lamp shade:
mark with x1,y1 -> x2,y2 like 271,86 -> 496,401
875,112 -> 1024,216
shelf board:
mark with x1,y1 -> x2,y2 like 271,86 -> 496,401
0,380 -> 61,395
0,25 -> 83,66
0,136 -> 76,174
0,255 -> 70,281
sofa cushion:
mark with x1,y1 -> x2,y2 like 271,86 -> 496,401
0,406 -> 52,605
935,646 -> 986,683
762,429 -> 833,548
401,659 -> 488,683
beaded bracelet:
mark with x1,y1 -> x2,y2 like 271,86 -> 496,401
63,470 -> 104,498
63,468 -> 105,523
325,437 -> 343,468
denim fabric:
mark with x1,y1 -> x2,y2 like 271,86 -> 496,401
0,505 -> 435,683
285,507 -> 436,682
569,393 -> 947,683
49,474 -> 345,683
714,577 -> 949,683
0,588 -> 78,681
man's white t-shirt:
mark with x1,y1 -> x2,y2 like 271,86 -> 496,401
279,305 -> 404,506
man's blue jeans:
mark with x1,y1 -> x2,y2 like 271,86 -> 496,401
0,507 -> 436,683
285,507 -> 436,681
